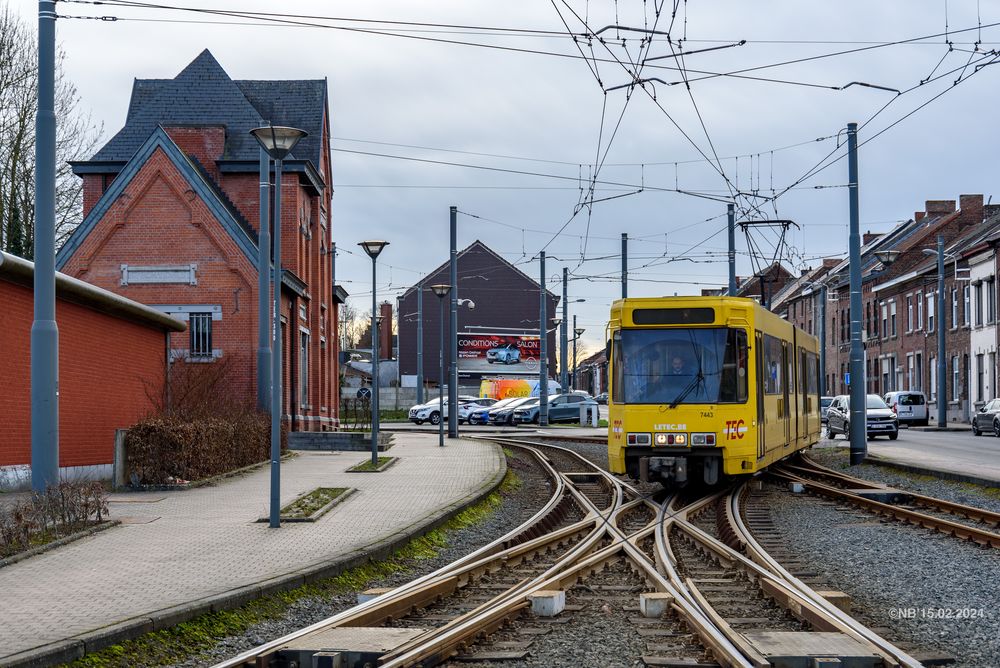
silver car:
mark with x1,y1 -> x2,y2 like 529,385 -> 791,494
826,394 -> 899,440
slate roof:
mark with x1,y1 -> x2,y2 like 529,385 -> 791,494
88,50 -> 326,170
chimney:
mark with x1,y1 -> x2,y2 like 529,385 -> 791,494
915,212 -> 926,222
862,232 -> 883,245
823,258 -> 841,268
800,268 -> 810,276
925,200 -> 956,215
379,302 -> 392,361
959,194 -> 984,219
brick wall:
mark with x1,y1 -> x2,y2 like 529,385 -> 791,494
0,279 -> 166,469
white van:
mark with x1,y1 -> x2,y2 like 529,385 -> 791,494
883,391 -> 928,426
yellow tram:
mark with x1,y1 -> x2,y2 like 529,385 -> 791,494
607,296 -> 821,485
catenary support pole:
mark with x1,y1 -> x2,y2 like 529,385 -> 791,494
269,157 -> 284,527
937,235 -> 947,426
572,314 -> 578,390
257,149 -> 271,411
847,122 -> 866,465
727,203 -> 737,296
416,283 -> 424,404
448,206 -> 458,438
540,251 -> 549,426
621,232 -> 628,299
561,267 -> 569,390
31,0 -> 58,492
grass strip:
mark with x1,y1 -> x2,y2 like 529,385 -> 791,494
347,456 -> 394,472
280,487 -> 349,519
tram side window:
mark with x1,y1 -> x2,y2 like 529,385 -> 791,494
612,332 -> 624,404
719,329 -> 748,402
763,335 -> 783,395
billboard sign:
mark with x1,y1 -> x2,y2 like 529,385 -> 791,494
458,332 -> 541,374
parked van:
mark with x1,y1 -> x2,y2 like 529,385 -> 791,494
883,391 -> 928,426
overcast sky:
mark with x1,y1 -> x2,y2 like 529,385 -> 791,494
13,0 -> 1000,354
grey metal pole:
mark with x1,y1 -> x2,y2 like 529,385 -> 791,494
937,235 -> 947,427
819,284 -> 827,396
269,157 -> 284,528
572,314 -> 578,390
257,149 -> 271,411
847,122 -> 866,465
448,206 -> 459,438
727,203 -> 737,296
31,0 -> 58,492
416,284 -> 424,405
621,233 -> 628,299
540,252 -> 549,426
439,300 -> 446,446
561,267 -> 569,390
371,261 -> 380,466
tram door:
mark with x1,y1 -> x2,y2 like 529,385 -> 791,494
781,341 -> 791,447
755,332 -> 765,459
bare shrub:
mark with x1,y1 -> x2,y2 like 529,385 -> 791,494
0,481 -> 108,558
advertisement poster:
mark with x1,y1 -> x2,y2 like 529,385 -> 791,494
458,333 -> 541,374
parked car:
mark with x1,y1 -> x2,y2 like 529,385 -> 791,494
971,398 -> 1000,436
408,395 -> 484,425
820,396 -> 834,425
595,392 -> 609,405
883,391 -> 928,426
457,397 -> 496,424
489,396 -> 536,425
468,397 -> 519,425
486,343 -> 520,364
826,394 -> 899,440
513,393 -> 599,425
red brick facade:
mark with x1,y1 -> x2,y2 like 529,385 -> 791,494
0,253 -> 184,487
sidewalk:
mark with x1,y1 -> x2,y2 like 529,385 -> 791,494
0,433 -> 504,667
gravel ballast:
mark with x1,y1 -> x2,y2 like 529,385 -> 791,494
757,479 -> 1000,667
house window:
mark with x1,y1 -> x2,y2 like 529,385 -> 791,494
976,353 -> 985,402
300,331 -> 310,408
975,283 -> 984,326
906,295 -> 913,332
190,313 -> 213,359
988,279 -> 997,323
916,292 -> 923,330
890,300 -> 897,337
952,356 -> 960,402
907,353 -> 914,390
951,288 -> 958,330
930,357 -> 936,401
964,285 -> 971,325
881,303 -> 888,339
915,353 -> 923,392
926,293 -> 935,333
991,352 -> 997,400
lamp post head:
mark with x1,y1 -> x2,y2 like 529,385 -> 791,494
873,250 -> 901,266
359,240 -> 389,260
552,317 -> 562,326
430,283 -> 451,299
575,327 -> 585,337
250,125 -> 307,160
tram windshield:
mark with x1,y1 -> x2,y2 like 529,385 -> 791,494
613,327 -> 748,405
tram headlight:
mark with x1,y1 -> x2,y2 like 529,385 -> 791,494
654,433 -> 688,445
691,433 -> 716,446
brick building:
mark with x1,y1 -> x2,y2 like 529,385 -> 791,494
0,251 -> 185,489
396,241 -> 559,389
56,50 -> 343,430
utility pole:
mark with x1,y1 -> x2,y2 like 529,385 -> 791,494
572,314 -> 578,390
727,203 -> 737,296
416,282 -> 424,404
539,252 -> 549,426
847,122 -> 866,465
32,0 -> 58,491
561,267 -> 569,390
448,206 -> 458,438
936,235 -> 947,427
257,149 -> 271,411
621,233 -> 628,299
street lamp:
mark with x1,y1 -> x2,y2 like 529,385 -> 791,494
572,324 -> 585,391
430,284 -> 451,447
923,237 -> 955,428
250,124 -> 307,529
359,240 -> 389,465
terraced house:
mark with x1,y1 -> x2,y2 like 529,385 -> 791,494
57,50 -> 344,430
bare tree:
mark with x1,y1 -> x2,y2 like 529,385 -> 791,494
0,3 -> 103,258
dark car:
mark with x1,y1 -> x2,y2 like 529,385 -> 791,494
595,392 -> 609,405
489,396 -> 536,425
971,398 -> 1000,436
513,393 -> 598,425
826,394 -> 898,440
468,397 -> 518,425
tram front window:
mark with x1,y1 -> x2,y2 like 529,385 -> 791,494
615,328 -> 747,405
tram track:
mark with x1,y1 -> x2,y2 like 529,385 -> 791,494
213,438 -> 922,668
772,453 -> 1000,548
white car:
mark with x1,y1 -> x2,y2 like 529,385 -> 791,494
408,396 -> 491,425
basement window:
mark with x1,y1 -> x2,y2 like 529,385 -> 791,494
189,313 -> 214,359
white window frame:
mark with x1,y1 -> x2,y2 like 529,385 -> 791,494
890,300 -> 897,337
952,356 -> 960,402
906,294 -> 913,332
930,356 -> 937,401
951,287 -> 958,330
926,293 -> 935,333
964,284 -> 971,326
916,291 -> 924,330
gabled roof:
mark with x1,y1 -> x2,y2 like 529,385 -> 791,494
83,50 -> 326,172
56,126 -> 259,270
399,240 -> 559,302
